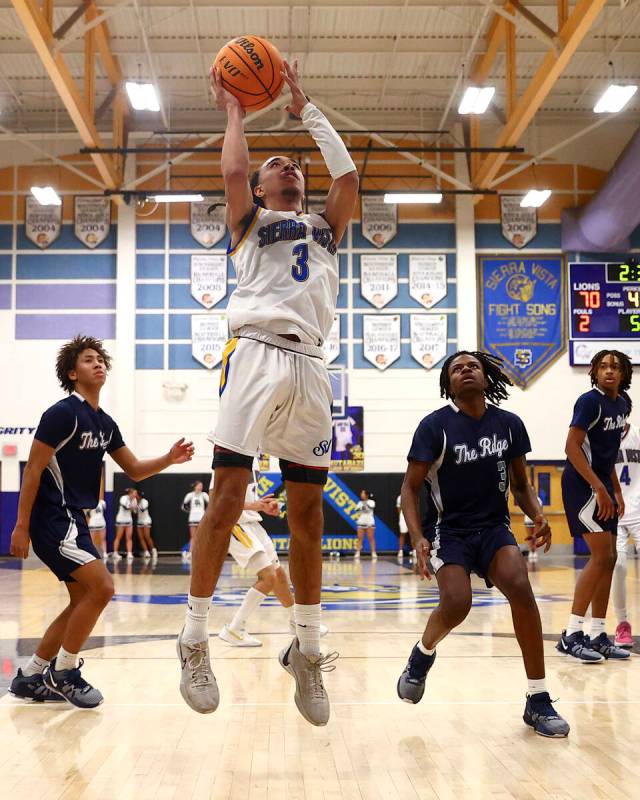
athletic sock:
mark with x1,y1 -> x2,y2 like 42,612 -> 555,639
23,654 -> 49,677
55,647 -> 78,672
229,587 -> 266,633
417,640 -> 435,657
526,678 -> 547,697
590,617 -> 607,638
614,607 -> 628,624
183,593 -> 212,641
566,614 -> 584,636
295,603 -> 322,657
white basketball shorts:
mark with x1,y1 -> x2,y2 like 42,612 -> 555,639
211,328 -> 333,468
228,520 -> 280,572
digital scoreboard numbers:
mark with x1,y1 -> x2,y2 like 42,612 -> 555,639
569,261 -> 640,365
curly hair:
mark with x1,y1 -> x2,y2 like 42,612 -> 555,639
440,350 -> 513,406
55,335 -> 112,394
589,349 -> 633,413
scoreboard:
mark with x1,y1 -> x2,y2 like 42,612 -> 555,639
569,261 -> 640,365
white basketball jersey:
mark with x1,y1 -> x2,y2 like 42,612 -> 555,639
617,424 -> 640,526
227,206 -> 339,346
333,417 -> 354,451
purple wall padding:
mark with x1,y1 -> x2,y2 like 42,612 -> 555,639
562,125 -> 640,252
0,285 -> 10,309
16,283 -> 116,309
16,314 -> 116,340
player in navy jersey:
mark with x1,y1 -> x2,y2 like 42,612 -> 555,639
557,350 -> 633,662
398,351 -> 569,738
9,335 -> 194,708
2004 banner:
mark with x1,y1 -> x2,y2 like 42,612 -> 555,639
478,256 -> 565,389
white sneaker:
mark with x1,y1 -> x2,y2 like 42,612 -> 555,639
151,548 -> 158,562
126,552 -> 134,562
289,620 -> 329,638
176,627 -> 219,714
279,638 -> 338,726
371,552 -> 378,561
111,552 -> 122,562
529,551 -> 538,562
354,551 -> 360,560
143,550 -> 151,559
397,550 -> 403,561
218,624 -> 262,647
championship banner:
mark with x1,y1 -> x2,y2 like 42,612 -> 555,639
500,195 -> 537,249
409,254 -> 447,308
323,315 -> 341,364
191,313 -> 228,368
410,314 -> 447,369
479,256 -> 565,388
190,197 -> 226,248
190,254 -> 227,309
363,314 -> 401,370
361,196 -> 397,248
25,197 -> 61,249
74,196 -> 111,248
360,253 -> 398,308
331,406 -> 364,471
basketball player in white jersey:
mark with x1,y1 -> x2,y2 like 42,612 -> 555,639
177,59 -> 358,726
181,481 -> 208,561
333,415 -> 356,458
135,491 -> 157,562
612,421 -> 640,646
113,487 -> 137,562
396,493 -> 408,561
87,499 -> 107,559
214,465 -> 329,646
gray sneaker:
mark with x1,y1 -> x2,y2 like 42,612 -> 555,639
279,637 -> 338,726
43,658 -> 103,709
176,627 -> 219,714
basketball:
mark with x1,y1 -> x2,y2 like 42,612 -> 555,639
214,35 -> 284,111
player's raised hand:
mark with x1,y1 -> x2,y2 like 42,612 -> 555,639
10,525 -> 30,559
168,438 -> 195,464
210,67 -> 244,115
528,515 -> 552,553
281,59 -> 307,117
414,536 -> 433,580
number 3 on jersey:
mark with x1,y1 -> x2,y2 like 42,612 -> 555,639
291,243 -> 309,282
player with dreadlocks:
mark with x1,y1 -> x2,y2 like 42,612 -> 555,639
398,351 -> 570,737
557,349 -> 633,662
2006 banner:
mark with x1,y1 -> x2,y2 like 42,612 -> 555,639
478,256 -> 565,388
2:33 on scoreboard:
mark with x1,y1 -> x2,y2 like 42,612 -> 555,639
569,261 -> 640,366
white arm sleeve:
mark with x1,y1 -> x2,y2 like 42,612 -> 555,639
300,103 -> 356,180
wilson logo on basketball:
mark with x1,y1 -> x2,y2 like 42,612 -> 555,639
234,37 -> 265,71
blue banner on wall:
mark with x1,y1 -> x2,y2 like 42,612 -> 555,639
478,256 -> 566,388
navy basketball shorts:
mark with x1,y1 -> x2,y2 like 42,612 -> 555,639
30,504 -> 100,582
427,524 -> 518,587
561,469 -> 618,537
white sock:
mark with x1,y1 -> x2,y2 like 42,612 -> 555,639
417,640 -> 435,656
183,593 -> 212,641
566,614 -> 584,636
526,678 -> 547,697
55,646 -> 78,672
614,607 -> 628,624
295,603 -> 321,657
23,654 -> 49,677
229,587 -> 266,633
590,617 -> 606,638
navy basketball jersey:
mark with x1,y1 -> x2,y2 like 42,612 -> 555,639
408,402 -> 531,530
33,392 -> 125,511
565,388 -> 628,488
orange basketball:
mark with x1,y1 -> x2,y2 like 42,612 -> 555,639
214,35 -> 284,111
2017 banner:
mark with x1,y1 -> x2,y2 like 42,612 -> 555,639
478,256 -> 565,388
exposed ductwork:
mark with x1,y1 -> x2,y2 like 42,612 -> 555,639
562,125 -> 640,252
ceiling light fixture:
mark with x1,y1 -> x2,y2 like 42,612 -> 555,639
30,186 -> 62,206
125,81 -> 161,112
593,84 -> 637,113
458,86 -> 495,115
150,194 -> 204,203
520,189 -> 551,208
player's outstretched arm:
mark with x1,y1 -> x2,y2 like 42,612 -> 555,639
110,438 -> 194,482
510,456 -> 551,553
10,439 -> 55,558
281,60 -> 358,245
210,68 -> 254,236
401,459 -> 432,579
